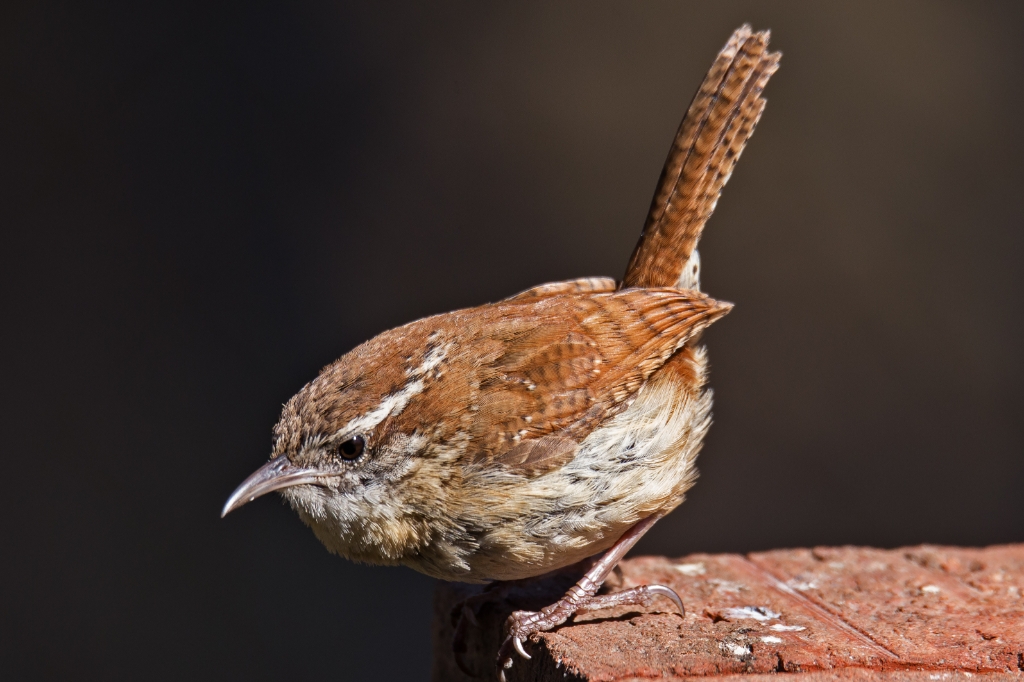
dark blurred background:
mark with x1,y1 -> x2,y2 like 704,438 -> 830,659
3,1 -> 1022,679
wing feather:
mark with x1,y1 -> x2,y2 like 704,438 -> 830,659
468,288 -> 731,473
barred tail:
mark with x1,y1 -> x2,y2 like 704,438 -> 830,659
623,25 -> 780,290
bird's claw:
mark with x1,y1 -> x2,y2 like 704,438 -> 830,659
512,636 -> 531,659
496,632 -> 529,681
646,584 -> 685,617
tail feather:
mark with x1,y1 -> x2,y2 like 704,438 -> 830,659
623,25 -> 780,290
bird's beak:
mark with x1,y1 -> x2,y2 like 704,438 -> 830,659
221,456 -> 323,518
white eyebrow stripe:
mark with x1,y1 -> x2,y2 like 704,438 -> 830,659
336,343 -> 450,437
340,379 -> 425,435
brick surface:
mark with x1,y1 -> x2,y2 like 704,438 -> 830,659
432,545 -> 1024,681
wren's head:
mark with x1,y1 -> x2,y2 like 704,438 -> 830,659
222,321 -> 457,565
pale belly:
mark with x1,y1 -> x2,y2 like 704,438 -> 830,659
410,362 -> 712,582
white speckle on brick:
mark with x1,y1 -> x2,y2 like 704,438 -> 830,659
674,562 -> 706,576
760,635 -> 783,644
709,579 -> 744,594
727,643 -> 751,657
787,579 -> 819,591
921,584 -> 941,594
770,624 -> 806,632
723,606 -> 780,622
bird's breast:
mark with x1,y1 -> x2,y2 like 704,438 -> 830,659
406,345 -> 711,582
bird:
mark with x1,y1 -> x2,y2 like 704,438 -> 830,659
222,24 -> 780,680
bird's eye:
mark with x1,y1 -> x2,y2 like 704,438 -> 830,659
338,435 -> 365,461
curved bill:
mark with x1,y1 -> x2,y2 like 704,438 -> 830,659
221,456 -> 323,518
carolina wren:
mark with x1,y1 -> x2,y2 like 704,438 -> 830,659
223,25 -> 779,680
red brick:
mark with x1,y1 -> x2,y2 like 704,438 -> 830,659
750,546 -> 1024,671
432,544 -> 1024,681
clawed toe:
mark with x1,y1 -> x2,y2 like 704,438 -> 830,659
496,632 -> 532,681
496,609 -> 543,680
512,636 -> 531,659
496,634 -> 518,682
646,584 -> 685,616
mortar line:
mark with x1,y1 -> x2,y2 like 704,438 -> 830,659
734,555 -> 900,661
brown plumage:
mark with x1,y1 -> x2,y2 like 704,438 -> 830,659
222,24 -> 779,680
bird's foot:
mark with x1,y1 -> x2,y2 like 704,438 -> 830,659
496,583 -> 683,681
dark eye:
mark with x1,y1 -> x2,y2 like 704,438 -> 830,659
338,435 -> 365,461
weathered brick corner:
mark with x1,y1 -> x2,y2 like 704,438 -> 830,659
432,544 -> 1024,681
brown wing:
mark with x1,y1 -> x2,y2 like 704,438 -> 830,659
491,435 -> 578,476
503,277 -> 617,302
622,25 -> 780,289
468,288 -> 731,473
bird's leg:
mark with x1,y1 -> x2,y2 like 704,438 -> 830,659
496,514 -> 684,680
